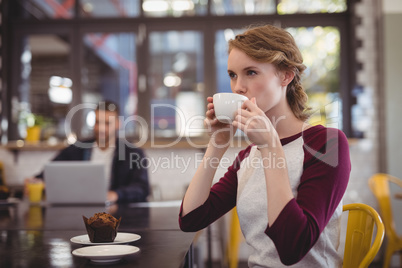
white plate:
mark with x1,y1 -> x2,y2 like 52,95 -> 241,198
70,232 -> 141,245
72,245 -> 139,263
0,197 -> 20,206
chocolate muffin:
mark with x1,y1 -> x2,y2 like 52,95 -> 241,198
83,212 -> 121,243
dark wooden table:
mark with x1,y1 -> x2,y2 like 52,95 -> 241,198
0,200 -> 195,268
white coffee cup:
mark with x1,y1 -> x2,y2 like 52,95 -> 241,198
213,93 -> 248,124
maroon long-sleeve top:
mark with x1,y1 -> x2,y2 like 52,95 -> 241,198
179,125 -> 351,266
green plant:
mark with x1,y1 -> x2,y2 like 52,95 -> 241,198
24,113 -> 52,128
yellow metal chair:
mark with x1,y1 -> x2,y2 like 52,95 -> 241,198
369,173 -> 402,268
225,208 -> 242,268
343,203 -> 385,268
226,203 -> 384,268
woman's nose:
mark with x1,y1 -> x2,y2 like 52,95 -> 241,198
233,81 -> 247,95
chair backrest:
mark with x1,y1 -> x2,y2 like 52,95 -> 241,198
342,203 -> 385,268
368,173 -> 402,241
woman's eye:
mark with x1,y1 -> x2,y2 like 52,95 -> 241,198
228,72 -> 236,79
247,70 -> 257,75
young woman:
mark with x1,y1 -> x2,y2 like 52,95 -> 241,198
179,24 -> 351,267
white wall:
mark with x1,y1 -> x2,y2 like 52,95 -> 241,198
383,0 -> 402,14
383,1 -> 402,266
384,0 -> 402,179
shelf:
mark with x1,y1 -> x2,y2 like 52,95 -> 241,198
1,140 -> 68,151
1,137 -> 250,152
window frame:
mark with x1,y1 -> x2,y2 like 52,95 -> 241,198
3,1 -> 356,142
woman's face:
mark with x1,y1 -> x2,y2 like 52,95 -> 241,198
227,48 -> 287,114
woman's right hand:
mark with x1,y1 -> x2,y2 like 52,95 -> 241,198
204,96 -> 236,147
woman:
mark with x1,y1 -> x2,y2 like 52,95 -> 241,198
179,24 -> 351,267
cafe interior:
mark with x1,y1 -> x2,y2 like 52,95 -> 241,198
0,0 -> 402,267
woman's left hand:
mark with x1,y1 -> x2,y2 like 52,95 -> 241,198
233,98 -> 279,149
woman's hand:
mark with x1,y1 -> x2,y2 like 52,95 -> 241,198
204,96 -> 237,147
233,98 -> 279,149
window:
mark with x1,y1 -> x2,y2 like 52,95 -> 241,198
287,27 -> 342,129
81,32 -> 138,138
15,33 -> 72,140
3,0 -> 355,143
143,0 -> 207,17
80,0 -> 140,18
15,0 -> 76,19
148,31 -> 204,137
278,0 -> 347,14
215,26 -> 343,129
212,0 -> 276,15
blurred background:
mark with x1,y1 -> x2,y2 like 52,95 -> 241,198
0,0 -> 401,267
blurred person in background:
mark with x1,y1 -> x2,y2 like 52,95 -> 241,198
25,100 -> 149,203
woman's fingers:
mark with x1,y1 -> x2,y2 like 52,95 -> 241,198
241,99 -> 259,112
206,108 -> 214,117
233,97 -> 275,146
232,120 -> 244,132
235,108 -> 252,119
205,96 -> 232,127
234,114 -> 267,132
206,97 -> 215,120
235,101 -> 261,126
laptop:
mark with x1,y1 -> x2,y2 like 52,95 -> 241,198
44,161 -> 108,205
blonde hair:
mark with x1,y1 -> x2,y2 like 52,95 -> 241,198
228,24 -> 310,121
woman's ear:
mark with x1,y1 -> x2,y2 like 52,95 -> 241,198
281,71 -> 295,87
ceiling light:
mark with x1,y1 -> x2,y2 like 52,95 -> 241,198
163,73 -> 182,87
49,87 -> 73,104
172,0 -> 194,11
48,76 -> 73,104
143,0 -> 169,12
